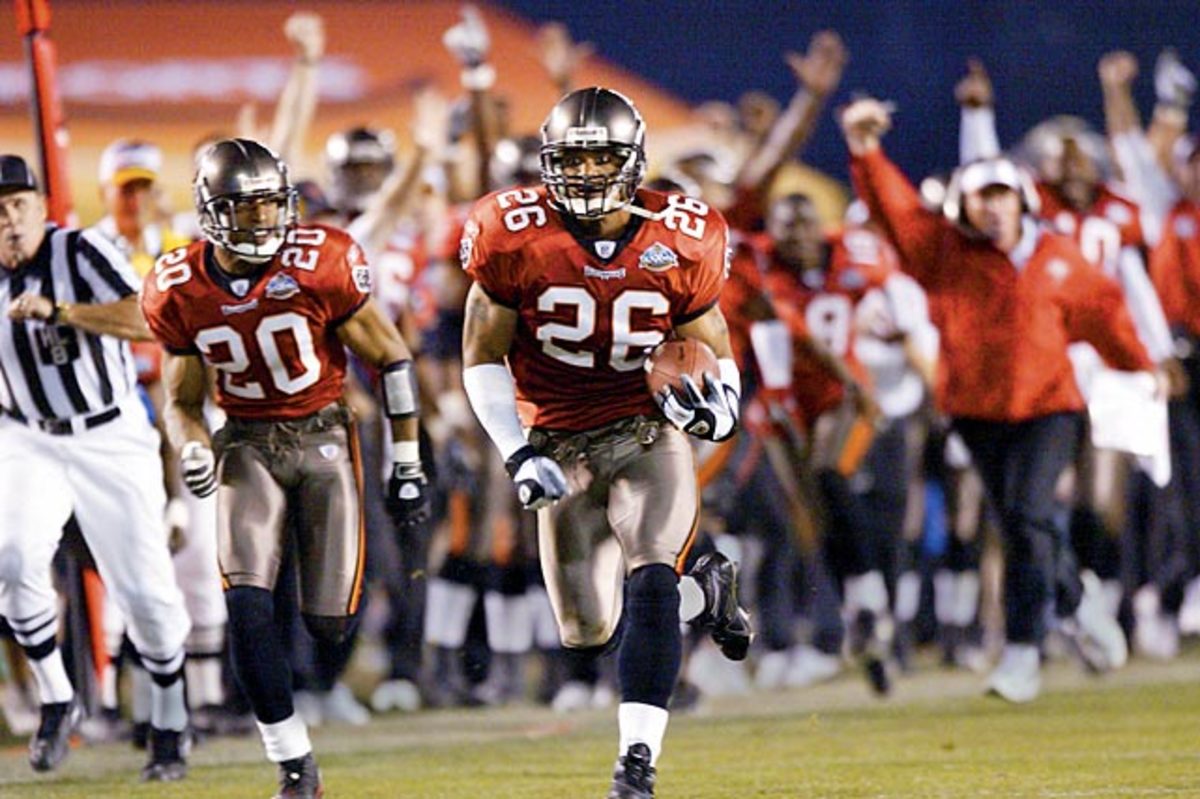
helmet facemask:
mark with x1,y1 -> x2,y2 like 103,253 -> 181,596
540,143 -> 644,219
198,188 -> 295,264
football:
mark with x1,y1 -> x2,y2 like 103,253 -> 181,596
645,337 -> 720,398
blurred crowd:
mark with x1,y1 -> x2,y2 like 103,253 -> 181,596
4,5 -> 1200,747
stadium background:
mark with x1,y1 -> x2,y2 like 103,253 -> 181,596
0,0 -> 1193,223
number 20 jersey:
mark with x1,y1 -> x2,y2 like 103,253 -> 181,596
462,187 -> 729,431
140,225 -> 371,421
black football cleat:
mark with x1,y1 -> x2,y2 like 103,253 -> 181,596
689,552 -> 754,661
847,609 -> 892,697
274,752 -> 324,799
607,742 -> 655,799
28,697 -> 83,772
140,727 -> 188,782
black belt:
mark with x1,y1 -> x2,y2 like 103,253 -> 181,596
33,406 -> 122,436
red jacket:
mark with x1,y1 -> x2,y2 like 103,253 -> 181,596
1150,200 -> 1200,338
851,149 -> 1152,422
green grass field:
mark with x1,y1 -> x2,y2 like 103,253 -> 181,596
2,653 -> 1197,798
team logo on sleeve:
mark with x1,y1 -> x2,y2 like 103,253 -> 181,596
459,220 -> 480,270
265,273 -> 301,300
352,266 -> 372,293
638,241 -> 679,272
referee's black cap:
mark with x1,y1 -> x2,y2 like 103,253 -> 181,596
0,155 -> 39,196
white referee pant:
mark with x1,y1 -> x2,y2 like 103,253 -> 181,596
0,392 -> 190,677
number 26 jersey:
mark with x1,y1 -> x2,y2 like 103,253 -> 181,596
462,187 -> 729,431
140,225 -> 371,421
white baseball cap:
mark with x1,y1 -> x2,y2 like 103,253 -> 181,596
98,139 -> 162,186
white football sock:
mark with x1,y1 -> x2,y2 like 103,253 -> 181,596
258,714 -> 313,763
618,702 -> 669,766
29,649 -> 74,704
677,576 -> 706,623
152,677 -> 188,732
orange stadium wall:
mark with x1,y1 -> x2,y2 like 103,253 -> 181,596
0,0 -> 845,226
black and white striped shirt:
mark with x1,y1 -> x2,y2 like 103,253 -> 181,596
0,224 -> 140,425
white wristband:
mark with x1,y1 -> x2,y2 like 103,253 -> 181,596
463,362 -> 529,461
749,321 -> 792,389
393,440 -> 420,464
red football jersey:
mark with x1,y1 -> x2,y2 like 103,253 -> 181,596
720,235 -> 770,371
463,187 -> 729,431
1037,183 -> 1145,272
1150,200 -> 1200,337
760,227 -> 894,426
141,224 -> 371,421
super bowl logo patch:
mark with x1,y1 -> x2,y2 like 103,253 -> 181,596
638,242 -> 679,272
352,266 -> 373,294
265,273 -> 301,300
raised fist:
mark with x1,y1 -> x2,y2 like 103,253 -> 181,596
1098,51 -> 1138,89
285,11 -> 325,63
955,58 -> 993,108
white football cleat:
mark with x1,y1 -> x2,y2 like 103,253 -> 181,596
370,679 -> 422,713
987,644 -> 1041,704
1063,571 -> 1128,672
784,645 -> 842,689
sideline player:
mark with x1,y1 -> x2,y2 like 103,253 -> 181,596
140,139 -> 429,798
461,87 -> 752,798
0,155 -> 190,780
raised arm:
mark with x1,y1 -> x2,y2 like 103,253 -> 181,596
956,58 -> 1001,164
1100,50 -> 1179,246
267,11 -> 324,166
736,31 -> 848,193
347,87 -> 449,257
841,98 -> 944,281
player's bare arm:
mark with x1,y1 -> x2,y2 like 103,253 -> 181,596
462,281 -> 517,367
673,303 -> 734,360
461,281 -> 566,509
162,352 -> 211,451
7,292 -> 152,341
336,296 -> 419,446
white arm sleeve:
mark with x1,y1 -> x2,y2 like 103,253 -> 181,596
748,320 -> 792,389
1110,129 -> 1179,247
463,363 -> 529,461
1116,246 -> 1175,363
960,106 -> 1002,165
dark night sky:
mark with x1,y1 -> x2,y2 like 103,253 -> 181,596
498,1 -> 1196,184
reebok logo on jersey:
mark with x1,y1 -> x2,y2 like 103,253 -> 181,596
584,265 -> 626,280
638,242 -> 678,272
221,299 -> 260,315
230,278 -> 251,297
265,273 -> 301,300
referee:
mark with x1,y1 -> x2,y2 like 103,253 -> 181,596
0,154 -> 191,781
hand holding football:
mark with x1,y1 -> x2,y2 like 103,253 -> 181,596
645,338 -> 720,398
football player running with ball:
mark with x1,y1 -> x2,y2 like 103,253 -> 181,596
141,139 -> 429,799
461,87 -> 752,799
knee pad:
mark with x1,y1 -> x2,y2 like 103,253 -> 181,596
303,613 -> 359,645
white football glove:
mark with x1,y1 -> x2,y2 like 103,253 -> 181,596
505,446 -> 568,511
180,441 -> 217,498
657,373 -> 739,442
442,4 -> 490,68
1155,48 -> 1196,109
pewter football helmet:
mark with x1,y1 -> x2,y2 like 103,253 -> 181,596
540,87 -> 646,218
193,138 -> 295,263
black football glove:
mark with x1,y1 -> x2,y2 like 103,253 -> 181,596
386,462 -> 431,528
